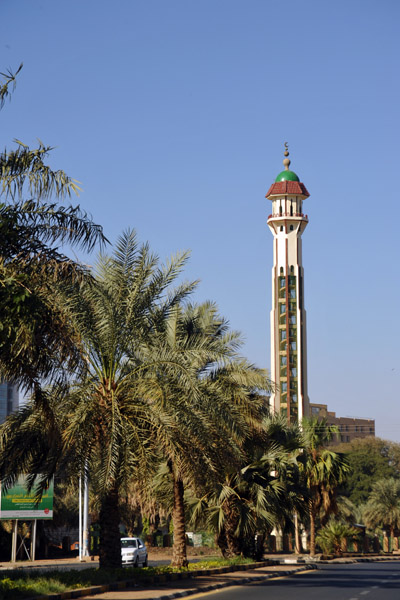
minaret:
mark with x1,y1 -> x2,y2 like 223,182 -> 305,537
266,145 -> 310,423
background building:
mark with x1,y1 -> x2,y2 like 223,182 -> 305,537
266,147 -> 310,423
0,381 -> 19,424
310,402 -> 375,445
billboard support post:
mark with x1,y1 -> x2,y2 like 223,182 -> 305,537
79,475 -> 82,560
11,519 -> 17,562
83,468 -> 90,558
30,520 -> 37,561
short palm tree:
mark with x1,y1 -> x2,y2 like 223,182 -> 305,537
188,416 -> 304,559
299,418 -> 350,556
316,519 -> 359,555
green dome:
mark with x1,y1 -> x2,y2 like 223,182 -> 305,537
275,170 -> 300,183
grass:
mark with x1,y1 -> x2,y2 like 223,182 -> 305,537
0,556 -> 255,599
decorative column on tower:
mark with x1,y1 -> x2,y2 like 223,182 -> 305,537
266,145 -> 310,423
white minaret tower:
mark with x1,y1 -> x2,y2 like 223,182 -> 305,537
266,145 -> 310,423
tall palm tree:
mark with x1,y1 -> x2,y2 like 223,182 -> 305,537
143,302 -> 272,567
364,478 -> 400,546
299,418 -> 350,556
0,230 -> 196,568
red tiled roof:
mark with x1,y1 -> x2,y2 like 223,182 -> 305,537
265,181 -> 310,198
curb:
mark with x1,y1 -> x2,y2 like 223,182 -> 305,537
318,555 -> 400,565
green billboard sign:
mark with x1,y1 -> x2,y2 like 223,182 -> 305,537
0,476 -> 53,519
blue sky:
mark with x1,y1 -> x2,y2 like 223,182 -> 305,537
1,0 -> 399,440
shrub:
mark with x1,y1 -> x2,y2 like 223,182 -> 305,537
316,520 -> 360,555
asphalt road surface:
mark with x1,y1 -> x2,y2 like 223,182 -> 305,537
191,561 -> 400,600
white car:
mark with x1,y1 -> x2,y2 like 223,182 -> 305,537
121,537 -> 148,567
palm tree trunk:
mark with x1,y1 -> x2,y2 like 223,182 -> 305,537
309,499 -> 316,557
171,475 -> 188,568
224,499 -> 242,557
99,484 -> 122,569
390,526 -> 395,552
216,529 -> 229,557
294,511 -> 302,554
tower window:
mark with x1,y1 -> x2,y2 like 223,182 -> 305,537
280,226 -> 283,232
280,304 -> 286,314
279,205 -> 282,215
280,356 -> 287,366
290,266 -> 294,274
280,330 -> 287,341
281,382 -> 287,392
290,225 -> 294,231
290,341 -> 296,350
290,315 -> 296,324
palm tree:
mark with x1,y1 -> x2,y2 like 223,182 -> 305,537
188,416 -> 304,559
144,302 -> 273,567
364,478 -> 400,547
316,519 -> 359,555
299,418 -> 350,556
0,230 -> 197,568
0,200 -> 106,389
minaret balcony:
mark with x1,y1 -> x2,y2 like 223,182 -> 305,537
267,212 -> 308,222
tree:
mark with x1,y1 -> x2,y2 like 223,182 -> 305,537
299,418 -> 350,556
145,302 -> 273,566
0,231 -> 198,569
363,478 -> 400,542
316,519 -> 359,555
0,201 -> 106,389
188,416 -> 305,559
336,438 -> 400,505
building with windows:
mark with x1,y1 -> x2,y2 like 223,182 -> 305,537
266,146 -> 310,423
310,402 -> 375,445
0,381 -> 19,424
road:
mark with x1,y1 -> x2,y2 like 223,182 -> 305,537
191,562 -> 400,600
